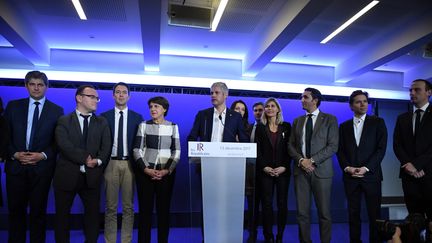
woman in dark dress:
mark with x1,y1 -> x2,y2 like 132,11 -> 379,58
255,97 -> 291,243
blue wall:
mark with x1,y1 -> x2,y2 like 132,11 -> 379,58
0,85 -> 407,225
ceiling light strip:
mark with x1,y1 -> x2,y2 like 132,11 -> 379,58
0,68 -> 408,100
320,0 -> 379,44
211,0 -> 229,31
71,0 -> 87,20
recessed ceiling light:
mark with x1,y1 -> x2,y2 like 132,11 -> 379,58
320,1 -> 379,44
211,0 -> 229,32
72,0 -> 87,20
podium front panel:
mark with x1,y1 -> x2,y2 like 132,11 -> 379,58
201,157 -> 246,243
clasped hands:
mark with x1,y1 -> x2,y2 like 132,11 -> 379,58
402,162 -> 425,178
345,166 -> 367,178
144,168 -> 169,180
263,166 -> 286,177
85,155 -> 98,168
300,158 -> 315,173
15,151 -> 44,165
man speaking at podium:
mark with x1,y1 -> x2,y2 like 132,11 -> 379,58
187,82 -> 249,242
188,81 -> 248,143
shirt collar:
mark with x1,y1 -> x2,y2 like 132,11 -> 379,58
115,106 -> 128,114
29,96 -> 46,106
353,113 -> 366,123
413,103 -> 429,113
75,109 -> 93,118
306,108 -> 320,117
214,107 -> 226,116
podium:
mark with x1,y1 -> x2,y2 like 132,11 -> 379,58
188,142 -> 256,243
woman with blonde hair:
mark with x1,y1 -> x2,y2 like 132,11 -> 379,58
255,97 -> 291,243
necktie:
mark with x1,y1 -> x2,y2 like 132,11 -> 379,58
250,124 -> 257,142
414,109 -> 423,137
117,111 -> 124,158
80,114 -> 90,148
305,114 -> 313,158
28,101 -> 40,150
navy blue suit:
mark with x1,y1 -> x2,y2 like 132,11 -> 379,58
337,115 -> 387,243
4,98 -> 63,243
100,108 -> 143,162
187,107 -> 248,142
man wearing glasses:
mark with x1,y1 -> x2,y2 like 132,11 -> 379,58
53,85 -> 111,243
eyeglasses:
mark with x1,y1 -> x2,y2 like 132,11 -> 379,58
80,94 -> 100,102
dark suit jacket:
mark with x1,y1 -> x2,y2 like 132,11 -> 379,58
393,103 -> 432,179
288,111 -> 339,178
337,115 -> 387,182
100,108 -> 143,159
187,107 -> 249,142
0,114 -> 8,160
4,98 -> 64,175
255,122 -> 291,176
53,112 -> 111,190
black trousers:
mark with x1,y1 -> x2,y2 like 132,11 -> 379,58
402,176 -> 432,220
6,168 -> 52,243
261,173 -> 289,240
136,170 -> 176,243
54,173 -> 101,243
344,180 -> 381,243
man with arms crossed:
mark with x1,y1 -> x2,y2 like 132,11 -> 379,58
53,85 -> 111,243
101,82 -> 143,243
4,71 -> 63,243
337,90 -> 387,243
288,87 -> 338,243
394,79 -> 432,235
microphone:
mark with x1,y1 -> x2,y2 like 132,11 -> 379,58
218,114 -> 224,126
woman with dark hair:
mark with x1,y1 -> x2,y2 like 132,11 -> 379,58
133,96 -> 181,243
230,100 -> 252,136
255,97 -> 291,243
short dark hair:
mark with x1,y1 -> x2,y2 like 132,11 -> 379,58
113,82 -> 130,94
305,87 -> 323,107
148,96 -> 169,116
412,79 -> 432,91
349,90 -> 369,105
252,102 -> 264,109
25,71 -> 48,86
75,85 -> 96,102
230,100 -> 249,128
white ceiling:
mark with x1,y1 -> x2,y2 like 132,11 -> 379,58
0,0 -> 432,97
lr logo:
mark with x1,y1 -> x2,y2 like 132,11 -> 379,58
196,143 -> 204,151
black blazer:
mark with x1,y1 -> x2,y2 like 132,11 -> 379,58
4,98 -> 64,175
255,122 -> 291,176
337,115 -> 387,182
187,107 -> 249,142
394,103 -> 432,179
53,112 -> 111,190
100,108 -> 143,159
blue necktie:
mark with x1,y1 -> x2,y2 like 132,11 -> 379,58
117,111 -> 124,158
29,101 -> 40,150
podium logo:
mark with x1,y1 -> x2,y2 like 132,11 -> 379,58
196,143 -> 204,151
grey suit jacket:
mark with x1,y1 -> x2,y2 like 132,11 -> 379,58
53,111 -> 111,190
288,111 -> 339,178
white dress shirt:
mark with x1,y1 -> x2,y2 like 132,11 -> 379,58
211,107 -> 226,142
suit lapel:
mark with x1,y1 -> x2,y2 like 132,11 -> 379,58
345,119 -> 357,147
357,115 -> 368,148
313,112 -> 324,135
206,108 -> 213,141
